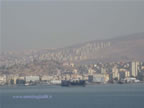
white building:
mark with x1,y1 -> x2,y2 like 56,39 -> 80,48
88,74 -> 109,83
111,66 -> 120,80
130,61 -> 140,77
41,75 -> 53,81
0,75 -> 6,85
124,77 -> 140,83
25,76 -> 40,82
50,80 -> 61,85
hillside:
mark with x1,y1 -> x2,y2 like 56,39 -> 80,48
54,32 -> 144,63
1,32 -> 144,66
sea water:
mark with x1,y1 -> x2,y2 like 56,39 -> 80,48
0,84 -> 144,108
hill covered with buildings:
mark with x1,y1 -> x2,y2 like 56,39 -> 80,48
0,33 -> 144,85
1,32 -> 144,66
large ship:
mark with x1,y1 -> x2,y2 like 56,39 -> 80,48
61,80 -> 86,87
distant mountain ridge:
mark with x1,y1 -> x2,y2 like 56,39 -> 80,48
1,32 -> 144,66
58,32 -> 144,62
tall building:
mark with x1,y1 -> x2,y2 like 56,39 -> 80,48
109,66 -> 120,81
130,61 -> 139,77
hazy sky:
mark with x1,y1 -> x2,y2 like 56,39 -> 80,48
0,0 -> 144,52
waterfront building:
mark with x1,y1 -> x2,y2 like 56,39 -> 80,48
50,80 -> 61,85
130,61 -> 140,77
124,77 -> 140,83
82,74 -> 88,80
88,74 -> 109,83
0,75 -> 6,85
6,75 -> 19,85
119,71 -> 130,79
40,75 -> 53,82
112,66 -> 120,80
109,66 -> 120,81
16,77 -> 25,85
25,76 -> 40,83
125,71 -> 130,78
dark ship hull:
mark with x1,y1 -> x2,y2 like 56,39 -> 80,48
61,80 -> 86,87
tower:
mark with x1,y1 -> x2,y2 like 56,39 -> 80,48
130,61 -> 139,77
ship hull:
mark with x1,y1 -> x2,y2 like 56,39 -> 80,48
61,80 -> 86,87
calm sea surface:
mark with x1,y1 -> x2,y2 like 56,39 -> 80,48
0,84 -> 144,108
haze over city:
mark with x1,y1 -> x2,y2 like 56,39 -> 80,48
1,1 -> 144,108
0,0 -> 144,52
